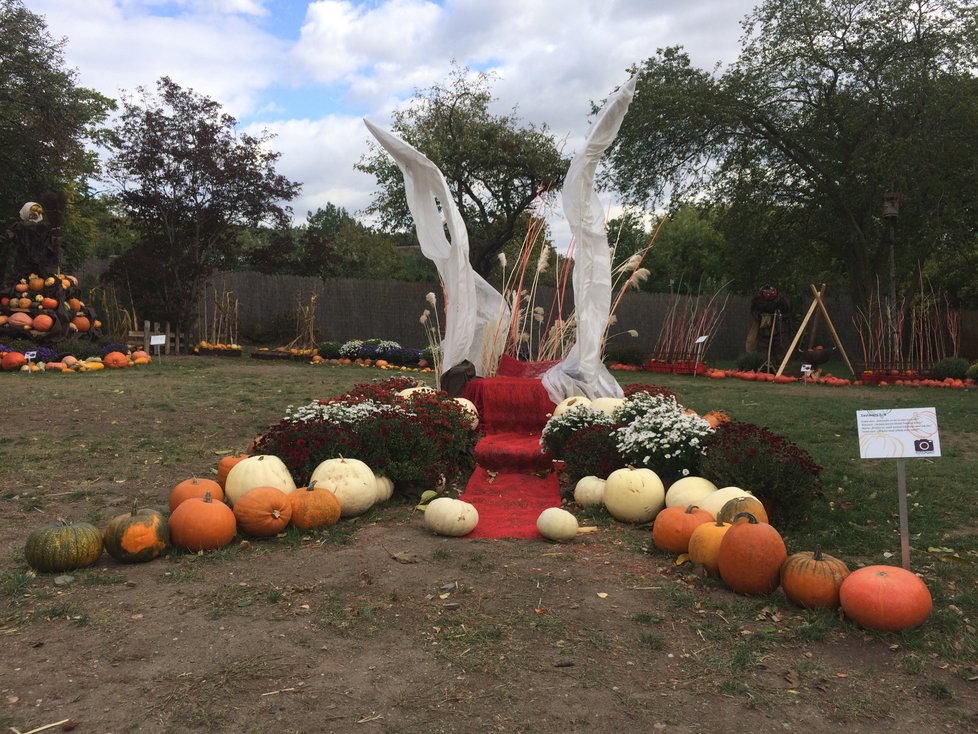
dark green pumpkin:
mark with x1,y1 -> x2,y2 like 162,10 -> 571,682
102,501 -> 169,563
25,521 -> 103,573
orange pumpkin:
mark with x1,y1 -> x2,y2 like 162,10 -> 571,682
233,486 -> 292,537
40,297 -> 58,309
687,518 -> 732,576
0,315 -> 6,327
169,477 -> 225,512
839,565 -> 933,632
17,297 -> 32,309
28,275 -> 45,291
168,492 -> 237,551
103,351 -> 129,369
217,453 -> 250,488
14,282 -> 28,293
717,512 -> 787,595
131,350 -> 150,361
71,315 -> 91,332
781,545 -> 850,610
715,495 -> 769,525
2,351 -> 27,371
32,313 -> 54,332
66,298 -> 82,312
651,504 -> 713,554
288,480 -> 342,530
9,312 -> 32,329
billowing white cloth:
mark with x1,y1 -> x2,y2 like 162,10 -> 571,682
542,76 -> 637,402
363,119 -> 509,374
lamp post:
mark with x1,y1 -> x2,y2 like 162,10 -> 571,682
883,191 -> 900,365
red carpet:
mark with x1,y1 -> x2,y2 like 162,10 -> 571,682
460,375 -> 561,539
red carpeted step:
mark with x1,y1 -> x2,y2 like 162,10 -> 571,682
463,377 -> 556,434
474,433 -> 554,473
461,466 -> 561,539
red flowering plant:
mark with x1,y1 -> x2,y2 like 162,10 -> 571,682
255,381 -> 477,491
622,382 -> 678,401
698,421 -> 824,526
561,423 -> 623,482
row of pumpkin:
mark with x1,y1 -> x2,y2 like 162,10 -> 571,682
1,350 -> 152,372
565,469 -> 933,633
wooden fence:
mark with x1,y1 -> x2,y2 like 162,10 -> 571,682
126,320 -> 189,356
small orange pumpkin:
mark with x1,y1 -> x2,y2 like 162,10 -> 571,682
67,297 -> 83,312
169,477 -> 225,512
28,275 -> 45,291
40,296 -> 58,310
781,545 -> 850,610
103,351 -> 129,369
131,350 -> 150,361
72,315 -> 91,332
168,492 -> 237,551
217,453 -> 250,488
14,282 -> 28,293
651,504 -> 713,554
288,480 -> 342,530
687,518 -> 732,576
233,486 -> 292,537
718,512 -> 787,595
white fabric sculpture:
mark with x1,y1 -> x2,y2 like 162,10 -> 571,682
363,119 -> 509,376
542,75 -> 638,402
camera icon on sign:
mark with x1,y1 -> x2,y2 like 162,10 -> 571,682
913,438 -> 934,453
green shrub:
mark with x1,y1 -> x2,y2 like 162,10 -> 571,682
699,421 -> 823,527
929,357 -> 969,380
735,351 -> 767,371
967,361 -> 978,381
317,340 -> 342,359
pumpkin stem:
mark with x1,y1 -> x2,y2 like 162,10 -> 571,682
202,491 -> 213,504
813,544 -> 823,561
131,499 -> 139,516
684,504 -> 700,514
732,511 -> 758,524
308,480 -> 317,492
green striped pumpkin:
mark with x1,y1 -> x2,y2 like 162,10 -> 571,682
102,501 -> 169,563
25,521 -> 103,573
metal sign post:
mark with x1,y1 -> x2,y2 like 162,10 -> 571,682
856,407 -> 940,571
693,335 -> 708,377
25,350 -> 37,375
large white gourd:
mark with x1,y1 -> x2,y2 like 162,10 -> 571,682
398,386 -> 436,399
665,476 -> 719,508
573,476 -> 606,507
590,397 -> 626,416
699,486 -> 754,519
552,396 -> 592,417
452,397 -> 479,429
310,457 -> 377,517
224,455 -> 296,506
424,497 -> 479,537
603,466 -> 665,523
537,507 -> 579,542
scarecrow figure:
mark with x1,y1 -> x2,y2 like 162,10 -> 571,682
1,195 -> 65,282
746,284 -> 791,366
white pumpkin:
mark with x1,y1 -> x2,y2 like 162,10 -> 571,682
603,466 -> 665,523
698,486 -> 755,519
224,454 -> 297,506
552,395 -> 592,417
374,474 -> 395,503
590,396 -> 626,416
665,476 -> 719,508
424,497 -> 479,537
397,386 -> 437,399
536,507 -> 579,542
452,397 -> 479,429
573,475 -> 606,507
309,457 -> 377,517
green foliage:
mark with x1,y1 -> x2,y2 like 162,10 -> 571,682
967,361 -> 978,381
735,352 -> 767,371
699,421 -> 824,527
356,62 -> 567,277
0,0 -> 114,276
606,1 -> 978,306
317,341 -> 342,359
103,77 -> 300,330
929,357 -> 969,380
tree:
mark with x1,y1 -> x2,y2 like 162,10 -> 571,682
0,0 -> 113,276
357,63 -> 567,277
604,0 -> 978,308
103,77 -> 300,331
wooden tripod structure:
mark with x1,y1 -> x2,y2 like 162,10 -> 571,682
775,284 -> 856,377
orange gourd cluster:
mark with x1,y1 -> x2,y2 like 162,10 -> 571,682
649,493 -> 932,632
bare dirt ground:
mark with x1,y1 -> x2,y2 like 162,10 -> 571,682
1,358 -> 976,734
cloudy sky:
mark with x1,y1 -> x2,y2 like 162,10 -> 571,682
31,0 -> 758,240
